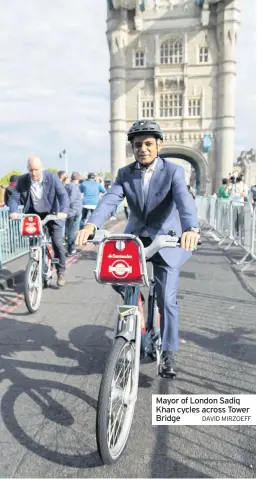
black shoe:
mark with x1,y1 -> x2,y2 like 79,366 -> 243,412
160,351 -> 177,378
67,249 -> 77,257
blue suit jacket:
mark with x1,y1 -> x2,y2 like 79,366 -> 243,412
7,171 -> 69,224
89,157 -> 199,268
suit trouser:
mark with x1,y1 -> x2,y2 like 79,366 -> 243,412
28,211 -> 66,273
47,221 -> 66,273
139,236 -> 180,351
65,214 -> 81,253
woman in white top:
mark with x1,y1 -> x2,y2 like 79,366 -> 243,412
229,175 -> 248,202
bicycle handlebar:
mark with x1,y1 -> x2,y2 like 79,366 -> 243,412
88,230 -> 201,260
10,213 -> 58,226
40,215 -> 58,226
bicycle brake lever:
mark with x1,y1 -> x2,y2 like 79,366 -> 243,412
87,233 -> 95,241
87,229 -> 109,244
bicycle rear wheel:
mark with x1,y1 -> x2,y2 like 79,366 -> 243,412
96,337 -> 137,464
24,258 -> 42,313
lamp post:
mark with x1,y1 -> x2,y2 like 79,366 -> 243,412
59,149 -> 68,174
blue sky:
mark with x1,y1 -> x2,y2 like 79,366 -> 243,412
0,0 -> 255,177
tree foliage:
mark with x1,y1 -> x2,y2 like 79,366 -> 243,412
0,170 -> 22,186
46,168 -> 59,173
97,171 -> 111,179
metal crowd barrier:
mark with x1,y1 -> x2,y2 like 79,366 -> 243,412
0,203 -> 126,269
1,199 -> 255,271
196,196 -> 256,270
0,206 -> 29,268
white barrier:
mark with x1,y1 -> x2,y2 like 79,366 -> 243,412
196,196 -> 256,271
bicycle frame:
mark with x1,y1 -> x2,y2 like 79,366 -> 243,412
29,232 -> 51,283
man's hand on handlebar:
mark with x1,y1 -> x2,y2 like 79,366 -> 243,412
56,213 -> 67,221
76,224 -> 95,247
181,231 -> 200,251
10,212 -> 19,220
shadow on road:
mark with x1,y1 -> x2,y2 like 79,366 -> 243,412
180,326 -> 256,366
0,316 -> 152,469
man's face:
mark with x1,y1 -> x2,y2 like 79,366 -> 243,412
28,161 -> 42,181
132,135 -> 162,167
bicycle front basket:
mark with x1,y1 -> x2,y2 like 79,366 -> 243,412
20,214 -> 42,236
95,235 -> 148,286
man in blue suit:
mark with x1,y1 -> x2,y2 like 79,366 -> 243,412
8,156 -> 69,287
76,120 -> 200,376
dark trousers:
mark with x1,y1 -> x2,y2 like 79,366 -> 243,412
124,207 -> 129,220
66,215 -> 80,253
28,210 -> 66,273
113,236 -> 180,350
139,236 -> 180,351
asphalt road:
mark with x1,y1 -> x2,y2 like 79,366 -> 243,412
0,220 -> 255,478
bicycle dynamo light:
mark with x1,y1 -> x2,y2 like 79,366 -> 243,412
115,240 -> 126,251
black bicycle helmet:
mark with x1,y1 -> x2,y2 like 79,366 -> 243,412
127,120 -> 163,142
88,172 -> 96,179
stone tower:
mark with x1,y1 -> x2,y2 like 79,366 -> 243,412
107,0 -> 240,193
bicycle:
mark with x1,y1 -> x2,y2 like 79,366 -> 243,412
20,214 -> 59,313
89,229 -> 200,464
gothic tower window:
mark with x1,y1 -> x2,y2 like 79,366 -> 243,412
141,100 -> 154,118
188,98 -> 201,117
133,50 -> 146,67
199,46 -> 209,63
160,93 -> 182,117
160,38 -> 183,64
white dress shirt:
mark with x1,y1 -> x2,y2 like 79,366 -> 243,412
88,159 -> 158,235
30,175 -> 46,213
140,158 -> 157,237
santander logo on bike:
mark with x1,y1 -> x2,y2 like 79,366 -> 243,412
21,215 -> 41,236
97,238 -> 144,284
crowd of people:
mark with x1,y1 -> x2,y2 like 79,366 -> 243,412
216,174 -> 256,208
56,170 -> 125,256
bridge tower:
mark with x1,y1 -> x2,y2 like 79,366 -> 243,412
107,0 -> 240,193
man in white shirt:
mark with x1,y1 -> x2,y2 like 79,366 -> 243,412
8,157 -> 69,287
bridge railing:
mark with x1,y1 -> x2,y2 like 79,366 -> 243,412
196,196 -> 256,270
0,206 -> 29,268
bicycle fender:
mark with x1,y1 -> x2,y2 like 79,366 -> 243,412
115,331 -> 135,343
30,247 -> 40,261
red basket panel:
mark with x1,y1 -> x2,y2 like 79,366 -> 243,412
20,215 -> 41,236
98,239 -> 144,284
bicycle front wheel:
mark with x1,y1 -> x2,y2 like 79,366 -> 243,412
96,337 -> 137,465
24,258 -> 42,313
43,244 -> 53,288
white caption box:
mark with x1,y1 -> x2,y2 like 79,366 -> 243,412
152,394 -> 256,425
